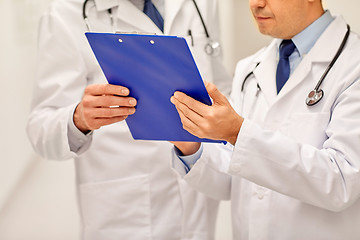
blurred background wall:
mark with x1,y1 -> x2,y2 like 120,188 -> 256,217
1,0 -> 359,239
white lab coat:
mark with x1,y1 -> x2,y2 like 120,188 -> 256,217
27,0 -> 231,239
183,16 -> 360,239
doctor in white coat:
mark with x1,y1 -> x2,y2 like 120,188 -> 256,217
26,0 -> 231,239
171,0 -> 360,239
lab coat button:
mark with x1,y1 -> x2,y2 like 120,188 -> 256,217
230,163 -> 241,172
258,192 -> 264,200
257,188 -> 265,199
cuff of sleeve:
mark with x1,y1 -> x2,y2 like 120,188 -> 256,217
229,118 -> 253,175
67,106 -> 93,153
235,118 -> 251,147
176,144 -> 203,172
172,152 -> 188,177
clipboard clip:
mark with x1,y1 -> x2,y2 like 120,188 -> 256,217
115,31 -> 157,35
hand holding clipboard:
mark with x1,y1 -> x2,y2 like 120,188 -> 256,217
86,32 -> 223,143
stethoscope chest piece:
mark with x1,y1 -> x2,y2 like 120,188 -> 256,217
205,41 -> 221,56
306,89 -> 324,106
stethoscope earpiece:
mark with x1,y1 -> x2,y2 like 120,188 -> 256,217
306,89 -> 324,106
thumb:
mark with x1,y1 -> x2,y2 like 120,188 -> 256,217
205,81 -> 228,105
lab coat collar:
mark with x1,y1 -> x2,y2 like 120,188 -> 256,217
164,0 -> 186,34
277,15 -> 349,98
115,0 -> 163,34
93,0 -> 185,34
251,40 -> 279,105
251,16 -> 349,104
305,15 -> 348,63
94,0 -> 119,11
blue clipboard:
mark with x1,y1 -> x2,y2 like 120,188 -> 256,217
86,32 -> 223,143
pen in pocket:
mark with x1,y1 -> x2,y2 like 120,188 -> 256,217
188,30 -> 194,47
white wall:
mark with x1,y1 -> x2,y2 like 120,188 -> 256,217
0,0 -> 80,239
1,0 -> 359,239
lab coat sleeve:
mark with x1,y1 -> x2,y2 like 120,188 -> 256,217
180,143 -> 233,201
67,107 -> 93,153
230,76 -> 360,212
27,6 -> 91,160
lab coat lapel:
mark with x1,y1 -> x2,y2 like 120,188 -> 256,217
164,0 -> 186,34
252,40 -> 278,106
116,0 -> 163,34
94,0 -> 119,11
275,56 -> 312,99
276,16 -> 349,101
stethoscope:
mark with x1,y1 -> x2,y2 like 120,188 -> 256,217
82,0 -> 221,56
241,24 -> 350,107
83,0 -> 114,32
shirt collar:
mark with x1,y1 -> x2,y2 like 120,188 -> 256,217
292,10 -> 334,57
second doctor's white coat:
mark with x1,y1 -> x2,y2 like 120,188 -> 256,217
182,16 -> 360,239
27,0 -> 231,239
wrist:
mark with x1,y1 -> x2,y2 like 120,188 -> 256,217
73,104 -> 91,134
173,142 -> 201,156
227,116 -> 243,145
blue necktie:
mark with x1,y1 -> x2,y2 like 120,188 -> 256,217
276,40 -> 296,94
143,0 -> 164,32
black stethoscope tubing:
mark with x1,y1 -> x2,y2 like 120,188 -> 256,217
241,62 -> 260,92
314,24 -> 350,91
241,24 -> 351,107
190,0 -> 210,39
305,24 -> 350,106
83,0 -> 113,32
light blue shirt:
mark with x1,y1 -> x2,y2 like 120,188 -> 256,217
177,11 -> 334,172
176,144 -> 204,172
288,10 -> 334,75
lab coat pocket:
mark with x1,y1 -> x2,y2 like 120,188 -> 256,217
286,112 -> 330,147
79,175 -> 151,240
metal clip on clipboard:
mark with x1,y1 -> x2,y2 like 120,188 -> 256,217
115,31 -> 157,35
